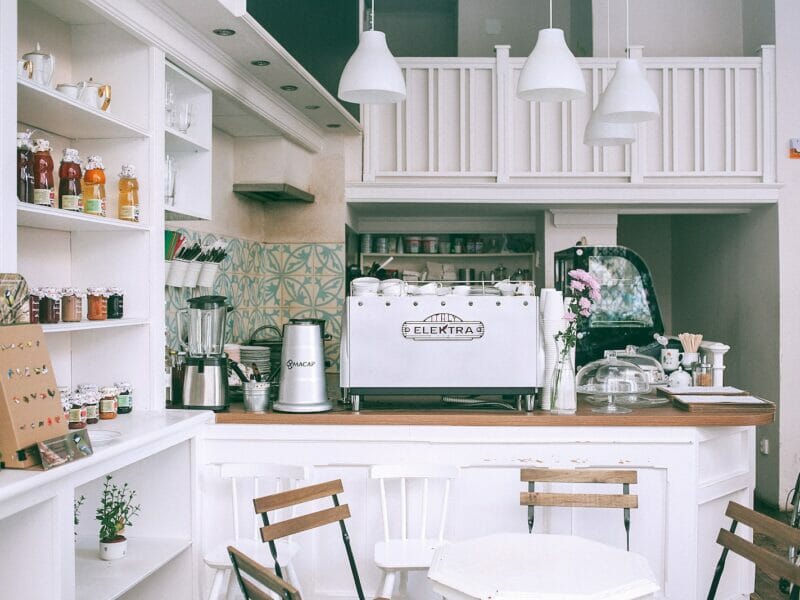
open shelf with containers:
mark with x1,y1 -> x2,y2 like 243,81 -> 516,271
359,232 -> 537,282
164,62 -> 211,221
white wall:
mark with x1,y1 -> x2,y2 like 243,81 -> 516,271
776,0 -> 800,507
592,0 -> 744,57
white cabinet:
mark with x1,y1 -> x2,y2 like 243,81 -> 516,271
164,62 -> 212,221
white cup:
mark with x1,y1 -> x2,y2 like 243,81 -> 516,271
56,83 -> 79,99
681,351 -> 700,369
418,282 -> 438,295
495,281 -> 515,296
660,348 -> 683,372
453,285 -> 471,296
516,282 -> 534,296
166,259 -> 188,287
352,277 -> 380,296
380,279 -> 405,297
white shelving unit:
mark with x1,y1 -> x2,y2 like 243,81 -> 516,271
40,317 -> 149,334
17,203 -> 149,232
164,62 -> 212,221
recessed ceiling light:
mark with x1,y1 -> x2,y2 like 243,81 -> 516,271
251,59 -> 271,66
326,124 -> 341,129
280,85 -> 298,92
213,28 -> 236,36
305,105 -> 320,110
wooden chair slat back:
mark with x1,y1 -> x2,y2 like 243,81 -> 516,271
726,502 -> 800,547
228,546 -> 302,600
520,491 -> 638,509
254,479 -> 344,513
716,529 -> 800,584
259,504 -> 351,542
520,468 -> 637,484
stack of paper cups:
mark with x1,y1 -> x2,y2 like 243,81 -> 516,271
540,289 -> 565,410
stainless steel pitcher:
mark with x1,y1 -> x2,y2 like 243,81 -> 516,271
177,295 -> 231,356
273,321 -> 331,412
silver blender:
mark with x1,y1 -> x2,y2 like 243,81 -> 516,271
177,295 -> 232,411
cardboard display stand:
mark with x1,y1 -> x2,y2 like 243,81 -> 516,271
0,324 -> 67,468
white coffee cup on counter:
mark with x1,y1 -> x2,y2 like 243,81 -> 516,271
379,279 -> 405,296
660,348 -> 682,372
495,280 -> 516,296
452,285 -> 471,296
681,351 -> 700,369
418,282 -> 438,295
352,277 -> 379,296
516,282 -> 534,296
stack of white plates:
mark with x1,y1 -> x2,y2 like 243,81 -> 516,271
239,345 -> 271,378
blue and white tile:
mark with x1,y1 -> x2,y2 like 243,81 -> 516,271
263,244 -> 283,275
314,244 -> 344,275
282,244 -> 314,274
281,275 -> 314,307
254,276 -> 281,307
314,276 -> 344,307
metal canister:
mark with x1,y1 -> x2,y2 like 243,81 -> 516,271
243,381 -> 271,412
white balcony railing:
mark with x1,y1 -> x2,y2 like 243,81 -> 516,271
362,46 -> 776,184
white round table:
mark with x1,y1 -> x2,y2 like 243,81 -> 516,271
427,533 -> 660,600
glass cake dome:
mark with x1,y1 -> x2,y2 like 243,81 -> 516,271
576,352 -> 650,414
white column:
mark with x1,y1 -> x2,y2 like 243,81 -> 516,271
0,0 -> 17,272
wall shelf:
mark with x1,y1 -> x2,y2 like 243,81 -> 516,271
17,79 -> 149,140
165,127 -> 209,153
75,536 -> 191,600
17,204 -> 148,233
41,318 -> 149,334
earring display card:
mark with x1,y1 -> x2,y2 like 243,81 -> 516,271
0,324 -> 67,469
37,429 -> 92,470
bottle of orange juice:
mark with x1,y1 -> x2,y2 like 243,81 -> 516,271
117,164 -> 139,222
83,155 -> 106,216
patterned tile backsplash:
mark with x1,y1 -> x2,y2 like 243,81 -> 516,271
166,228 -> 344,372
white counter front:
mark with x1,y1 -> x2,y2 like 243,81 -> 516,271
201,422 -> 757,600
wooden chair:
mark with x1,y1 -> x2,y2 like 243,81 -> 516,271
520,468 -> 638,550
370,464 -> 459,598
707,501 -> 800,600
255,479 -> 386,600
228,545 -> 301,600
203,463 -> 309,600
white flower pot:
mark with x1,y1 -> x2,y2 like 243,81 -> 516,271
99,537 -> 127,561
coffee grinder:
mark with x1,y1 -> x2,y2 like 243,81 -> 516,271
177,295 -> 231,411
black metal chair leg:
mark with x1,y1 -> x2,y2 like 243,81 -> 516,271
261,511 -> 283,580
623,482 -> 631,551
790,584 -> 799,600
333,493 -> 365,600
528,481 -> 535,533
707,520 -> 738,600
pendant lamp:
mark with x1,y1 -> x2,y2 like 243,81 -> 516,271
338,0 -> 406,104
596,0 -> 659,123
516,0 -> 585,102
583,1 -> 636,146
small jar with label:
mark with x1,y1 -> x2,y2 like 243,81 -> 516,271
28,288 -> 42,324
60,288 -> 83,322
83,392 -> 99,424
693,362 -> 713,387
99,386 -> 118,420
68,394 -> 87,430
86,288 -> 108,320
107,288 -> 124,319
115,382 -> 133,414
39,288 -> 61,324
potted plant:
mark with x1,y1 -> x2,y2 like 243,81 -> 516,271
95,475 -> 141,561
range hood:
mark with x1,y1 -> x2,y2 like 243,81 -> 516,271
233,183 -> 314,203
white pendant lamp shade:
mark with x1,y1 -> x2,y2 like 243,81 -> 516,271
338,30 -> 406,104
596,58 -> 659,123
584,106 -> 636,146
516,28 -> 585,102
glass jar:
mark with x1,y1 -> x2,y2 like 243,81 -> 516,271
693,362 -> 713,387
117,164 -> 140,222
86,288 -> 108,321
60,288 -> 83,322
28,287 -> 42,324
32,139 -> 55,207
115,381 -> 133,414
107,288 -> 124,319
99,386 -> 118,420
83,155 -> 106,217
84,392 -> 99,424
68,395 -> 87,430
58,148 -> 83,211
39,288 -> 61,324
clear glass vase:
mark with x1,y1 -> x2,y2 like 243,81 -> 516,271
548,347 -> 577,414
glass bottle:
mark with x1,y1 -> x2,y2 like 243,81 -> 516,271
117,164 -> 139,222
107,287 -> 124,319
32,139 -> 55,207
58,148 -> 83,211
115,382 -> 133,414
99,386 -> 119,420
83,155 -> 106,217
17,131 -> 34,204
84,392 -> 99,425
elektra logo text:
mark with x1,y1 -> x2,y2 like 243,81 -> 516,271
402,313 -> 484,341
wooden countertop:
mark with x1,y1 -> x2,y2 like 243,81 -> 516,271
215,400 -> 774,427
